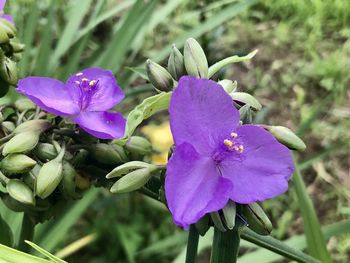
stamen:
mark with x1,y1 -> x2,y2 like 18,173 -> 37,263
76,72 -> 83,76
224,139 -> 233,148
238,145 -> 244,153
75,81 -> 80,85
230,132 -> 238,138
89,80 -> 97,86
82,78 -> 89,82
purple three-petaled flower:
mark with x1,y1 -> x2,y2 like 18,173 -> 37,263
0,0 -> 13,23
166,76 -> 294,228
17,68 -> 126,139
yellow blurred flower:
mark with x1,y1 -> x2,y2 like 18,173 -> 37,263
141,121 -> 173,165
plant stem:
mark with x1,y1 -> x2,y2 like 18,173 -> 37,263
185,225 -> 199,263
17,214 -> 35,252
210,228 -> 241,263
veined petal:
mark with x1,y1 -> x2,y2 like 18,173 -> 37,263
73,111 -> 126,139
17,77 -> 79,117
66,68 -> 124,111
169,76 -> 240,156
219,125 -> 294,203
165,142 -> 232,229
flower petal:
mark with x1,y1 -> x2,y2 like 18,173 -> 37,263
2,14 -> 13,23
16,77 -> 79,117
0,0 -> 5,10
165,142 -> 232,228
66,67 -> 124,111
169,76 -> 240,156
73,111 -> 126,139
219,125 -> 294,203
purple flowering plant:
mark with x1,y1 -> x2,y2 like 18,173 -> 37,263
17,68 -> 126,139
0,0 -> 13,23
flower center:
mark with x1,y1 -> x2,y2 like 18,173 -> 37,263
212,131 -> 244,164
223,132 -> 244,153
74,72 -> 99,110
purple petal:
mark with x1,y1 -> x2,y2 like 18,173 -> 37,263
2,14 -> 13,23
66,68 -> 124,111
16,77 -> 79,117
169,76 -> 240,156
165,142 -> 232,229
219,125 -> 294,203
73,111 -> 126,139
0,0 -> 5,10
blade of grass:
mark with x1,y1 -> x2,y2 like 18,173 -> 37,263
0,244 -> 51,263
292,155 -> 332,262
25,241 -> 67,263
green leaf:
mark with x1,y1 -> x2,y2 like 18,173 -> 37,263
0,213 -> 13,247
25,241 -> 66,263
120,92 -> 171,143
208,49 -> 258,78
292,156 -> 332,262
0,244 -> 51,263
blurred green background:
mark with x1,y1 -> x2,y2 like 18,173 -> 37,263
1,0 -> 350,262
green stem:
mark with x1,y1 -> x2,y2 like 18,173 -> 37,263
17,214 -> 35,253
185,225 -> 199,263
210,228 -> 241,263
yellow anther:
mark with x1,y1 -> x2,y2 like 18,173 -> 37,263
76,72 -> 83,76
75,81 -> 80,85
230,132 -> 238,138
82,78 -> 89,82
89,80 -> 97,86
224,139 -> 233,148
238,145 -> 244,153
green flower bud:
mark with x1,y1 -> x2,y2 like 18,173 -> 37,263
110,166 -> 157,194
14,98 -> 36,112
195,214 -> 210,236
0,18 -> 17,38
146,59 -> 174,92
264,125 -> 306,151
34,143 -> 58,161
36,147 -> 65,199
60,161 -> 80,200
2,131 -> 39,156
184,38 -> 208,78
0,57 -> 18,85
125,136 -> 152,156
230,92 -> 262,111
210,212 -> 226,232
1,121 -> 15,134
6,179 -> 35,206
14,119 -> 51,134
0,27 -> 10,44
239,104 -> 252,124
168,44 -> 186,80
106,161 -> 155,179
1,154 -> 36,175
92,143 -> 128,165
9,39 -> 25,53
12,52 -> 22,62
242,203 -> 272,235
218,79 -> 237,94
222,201 -> 236,230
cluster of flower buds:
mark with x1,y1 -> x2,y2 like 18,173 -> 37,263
0,101 -> 154,223
144,38 -> 306,234
0,18 -> 24,97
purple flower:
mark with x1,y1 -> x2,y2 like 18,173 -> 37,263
0,0 -> 13,23
166,76 -> 294,228
17,68 -> 126,139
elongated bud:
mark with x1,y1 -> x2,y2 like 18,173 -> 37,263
92,143 -> 128,165
230,92 -> 262,111
184,38 -> 208,78
2,131 -> 39,156
0,18 -> 17,38
7,179 -> 35,206
210,212 -> 226,232
34,143 -> 58,161
168,44 -> 186,80
36,146 -> 65,199
110,166 -> 157,194
218,79 -> 237,94
0,57 -> 18,85
1,121 -> 15,133
60,161 -> 80,199
14,98 -> 36,112
14,119 -> 51,134
146,59 -> 174,92
9,39 -> 25,53
222,201 -> 236,230
239,104 -> 252,124
0,27 -> 10,44
195,214 -> 210,236
264,125 -> 306,151
106,161 -> 155,179
1,154 -> 36,175
242,203 -> 272,235
125,136 -> 152,156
